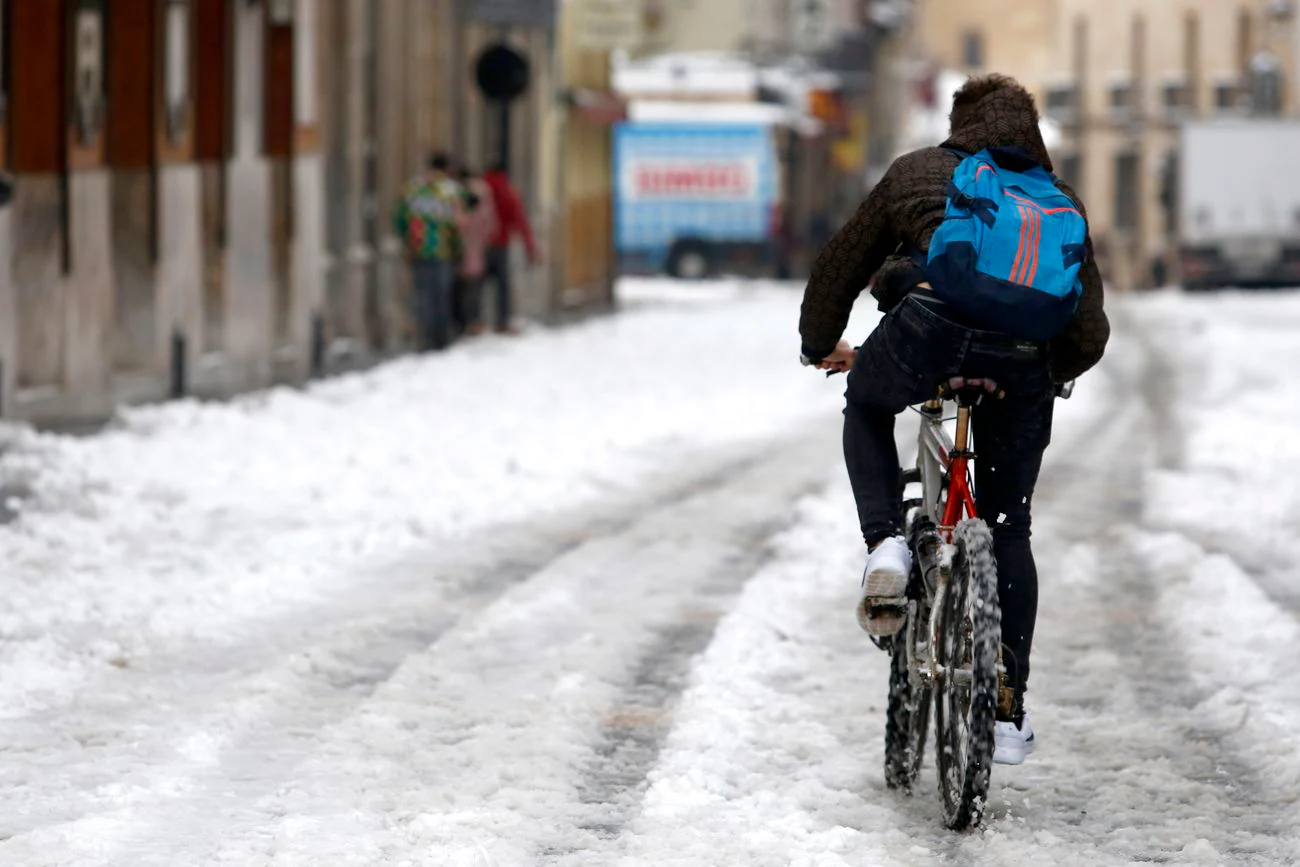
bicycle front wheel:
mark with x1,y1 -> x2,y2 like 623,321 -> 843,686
933,519 -> 1001,831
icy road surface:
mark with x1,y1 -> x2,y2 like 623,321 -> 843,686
2,280 -> 1299,865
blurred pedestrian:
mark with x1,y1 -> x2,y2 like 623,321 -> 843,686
455,168 -> 500,336
393,152 -> 464,351
482,161 -> 542,335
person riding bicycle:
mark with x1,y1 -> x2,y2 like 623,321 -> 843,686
798,74 -> 1109,765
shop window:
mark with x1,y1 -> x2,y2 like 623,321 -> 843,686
962,30 -> 984,69
71,0 -> 106,150
1114,150 -> 1139,232
164,0 -> 192,145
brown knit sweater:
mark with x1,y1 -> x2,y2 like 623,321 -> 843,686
798,85 -> 1110,383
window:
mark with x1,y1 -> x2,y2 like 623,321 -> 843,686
1044,83 -> 1078,119
268,0 -> 294,25
1056,153 -> 1081,190
1108,81 -> 1134,116
294,0 -> 317,128
71,0 -> 106,148
1114,151 -> 1139,232
962,30 -> 984,69
1214,77 -> 1243,112
164,0 -> 192,145
1162,80 -> 1190,115
1250,52 -> 1284,114
0,0 -> 7,129
1158,149 -> 1178,233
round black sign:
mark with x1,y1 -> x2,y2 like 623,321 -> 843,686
475,44 -> 531,103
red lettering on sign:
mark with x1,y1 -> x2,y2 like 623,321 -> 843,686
632,161 -> 753,198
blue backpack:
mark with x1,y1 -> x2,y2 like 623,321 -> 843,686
918,147 -> 1087,340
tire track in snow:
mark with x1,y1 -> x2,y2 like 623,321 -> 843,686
0,434 -> 805,860
540,304 -> 1300,867
0,429 -> 838,865
567,519 -> 785,841
979,314 -> 1299,865
1123,300 -> 1300,623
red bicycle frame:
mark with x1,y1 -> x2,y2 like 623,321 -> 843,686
939,402 -> 978,535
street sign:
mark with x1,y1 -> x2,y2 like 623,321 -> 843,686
475,43 -> 531,102
575,0 -> 644,51
467,0 -> 557,29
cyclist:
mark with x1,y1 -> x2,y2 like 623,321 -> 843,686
798,74 -> 1109,764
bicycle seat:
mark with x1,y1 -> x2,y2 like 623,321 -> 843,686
937,376 -> 1005,403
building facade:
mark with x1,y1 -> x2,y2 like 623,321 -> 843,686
0,0 -> 617,427
0,0 -> 323,427
909,0 -> 1299,289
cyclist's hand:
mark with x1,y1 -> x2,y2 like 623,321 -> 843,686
815,340 -> 857,373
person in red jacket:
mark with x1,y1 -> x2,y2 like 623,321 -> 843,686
482,162 -> 542,334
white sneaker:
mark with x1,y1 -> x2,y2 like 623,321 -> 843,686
993,715 -> 1036,765
855,536 -> 912,636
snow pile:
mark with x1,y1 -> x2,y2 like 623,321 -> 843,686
1132,290 -> 1300,593
1128,290 -> 1300,825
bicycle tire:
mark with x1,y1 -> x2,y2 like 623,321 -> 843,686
884,620 -> 931,792
884,512 -> 936,792
933,519 -> 1001,830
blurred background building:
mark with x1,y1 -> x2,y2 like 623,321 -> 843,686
0,0 -> 1297,426
908,0 -> 1300,290
0,0 -> 627,427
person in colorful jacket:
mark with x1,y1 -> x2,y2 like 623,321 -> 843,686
393,152 -> 465,351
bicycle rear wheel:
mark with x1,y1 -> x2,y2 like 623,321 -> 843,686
933,519 -> 1001,830
885,618 -> 931,792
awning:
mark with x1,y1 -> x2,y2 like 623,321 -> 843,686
565,88 -> 629,125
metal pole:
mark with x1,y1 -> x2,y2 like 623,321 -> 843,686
499,98 -> 511,168
310,311 -> 326,378
170,328 -> 187,400
498,24 -> 511,167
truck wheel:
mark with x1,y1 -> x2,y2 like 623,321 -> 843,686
666,241 -> 712,281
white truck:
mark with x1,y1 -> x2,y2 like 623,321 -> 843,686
1178,118 -> 1300,289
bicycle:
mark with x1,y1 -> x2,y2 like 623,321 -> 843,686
880,375 -> 1073,829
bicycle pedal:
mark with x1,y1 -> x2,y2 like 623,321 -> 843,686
856,599 -> 907,636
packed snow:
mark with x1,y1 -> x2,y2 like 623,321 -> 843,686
2,279 -> 1299,865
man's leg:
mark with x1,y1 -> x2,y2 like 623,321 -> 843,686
450,276 -> 467,336
462,275 -> 485,333
973,385 -> 1054,711
843,400 -> 904,547
844,307 -> 958,546
487,246 -> 513,331
428,261 -> 454,350
410,262 -> 434,351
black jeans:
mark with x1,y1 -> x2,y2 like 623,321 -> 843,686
485,246 -> 512,329
455,274 -> 485,332
844,295 -> 1054,701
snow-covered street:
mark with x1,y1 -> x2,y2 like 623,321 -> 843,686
3,280 -> 1300,866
